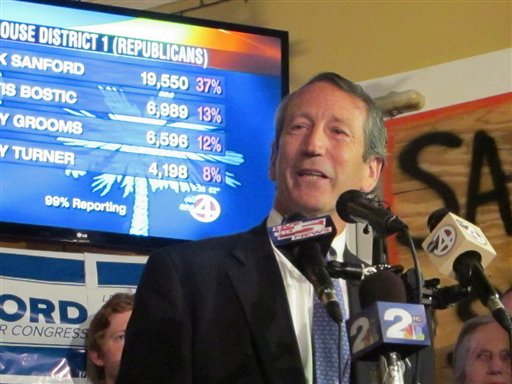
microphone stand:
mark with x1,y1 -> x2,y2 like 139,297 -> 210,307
327,261 -> 404,280
379,352 -> 405,384
376,228 -> 426,384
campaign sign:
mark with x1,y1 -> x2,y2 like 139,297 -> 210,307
0,248 -> 147,384
347,302 -> 430,361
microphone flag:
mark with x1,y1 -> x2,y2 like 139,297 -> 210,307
421,211 -> 496,278
347,302 -> 430,361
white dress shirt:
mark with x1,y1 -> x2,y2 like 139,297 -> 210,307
267,209 -> 350,384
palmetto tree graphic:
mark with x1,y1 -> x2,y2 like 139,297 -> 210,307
60,86 -> 243,236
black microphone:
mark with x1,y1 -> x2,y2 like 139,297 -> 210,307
422,208 -> 512,331
268,214 -> 342,323
359,270 -> 408,309
429,282 -> 471,310
269,213 -> 336,258
400,268 -> 471,309
327,261 -> 404,281
296,239 -> 343,323
336,189 -> 408,237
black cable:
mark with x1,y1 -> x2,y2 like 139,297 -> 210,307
400,228 -> 423,384
401,229 -> 423,306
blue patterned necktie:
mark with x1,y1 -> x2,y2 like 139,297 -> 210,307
313,247 -> 351,384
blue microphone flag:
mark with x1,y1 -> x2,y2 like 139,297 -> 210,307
347,302 -> 430,361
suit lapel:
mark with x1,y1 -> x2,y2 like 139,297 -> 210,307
227,223 -> 307,384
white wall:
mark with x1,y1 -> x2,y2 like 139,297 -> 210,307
361,48 -> 512,114
347,48 -> 512,263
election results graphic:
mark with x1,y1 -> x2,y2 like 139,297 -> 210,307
0,0 -> 288,247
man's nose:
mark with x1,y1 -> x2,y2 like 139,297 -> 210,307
487,355 -> 505,375
302,126 -> 327,156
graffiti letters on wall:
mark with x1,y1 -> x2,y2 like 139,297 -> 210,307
384,93 -> 511,318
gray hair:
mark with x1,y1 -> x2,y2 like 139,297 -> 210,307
452,315 -> 498,384
273,72 -> 387,163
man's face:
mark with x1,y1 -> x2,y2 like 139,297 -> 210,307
270,81 -> 382,229
89,310 -> 132,384
464,322 -> 511,384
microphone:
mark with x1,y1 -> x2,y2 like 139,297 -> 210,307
429,282 -> 471,310
347,271 -> 430,371
400,268 -> 471,309
269,213 -> 336,257
296,239 -> 343,323
359,270 -> 408,309
336,190 -> 408,237
423,208 -> 496,276
422,208 -> 511,331
327,261 -> 404,281
268,214 -> 342,323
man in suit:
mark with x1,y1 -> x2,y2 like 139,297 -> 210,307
116,72 -> 387,383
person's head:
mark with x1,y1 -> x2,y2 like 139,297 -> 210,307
88,292 -> 134,384
501,287 -> 512,310
270,72 -> 387,231
452,315 -> 511,384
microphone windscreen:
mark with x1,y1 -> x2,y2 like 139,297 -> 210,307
336,189 -> 363,223
359,270 -> 407,309
427,207 -> 449,232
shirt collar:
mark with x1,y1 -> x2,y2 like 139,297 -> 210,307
267,208 -> 283,228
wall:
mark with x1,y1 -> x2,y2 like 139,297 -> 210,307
153,0 -> 511,90
362,50 -> 511,383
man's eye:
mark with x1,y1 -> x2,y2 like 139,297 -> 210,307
285,124 -> 307,135
475,351 -> 491,361
332,127 -> 348,136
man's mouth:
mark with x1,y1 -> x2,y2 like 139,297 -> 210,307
297,169 -> 327,178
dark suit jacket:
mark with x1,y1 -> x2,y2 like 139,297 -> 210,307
116,222 -> 431,384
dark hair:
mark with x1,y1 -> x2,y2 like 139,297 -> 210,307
273,72 -> 387,163
88,292 -> 134,354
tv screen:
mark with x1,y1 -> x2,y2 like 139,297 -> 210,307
0,0 -> 288,251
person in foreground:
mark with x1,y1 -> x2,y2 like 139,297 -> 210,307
452,314 -> 511,384
117,72 -> 391,383
88,292 -> 134,384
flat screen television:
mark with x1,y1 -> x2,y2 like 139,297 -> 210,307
0,0 -> 289,251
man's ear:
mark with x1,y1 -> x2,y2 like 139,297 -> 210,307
361,157 -> 384,193
88,349 -> 105,367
